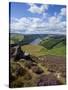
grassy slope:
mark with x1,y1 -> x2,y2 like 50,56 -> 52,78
21,45 -> 48,57
40,36 -> 65,49
10,34 -> 24,44
21,41 -> 66,57
48,42 -> 66,56
40,37 -> 66,56
48,45 -> 66,56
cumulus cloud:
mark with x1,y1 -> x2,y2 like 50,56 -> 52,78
10,15 -> 66,35
59,8 -> 66,16
28,3 -> 48,14
10,5 -> 66,35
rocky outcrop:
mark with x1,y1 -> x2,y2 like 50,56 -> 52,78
10,46 -> 33,62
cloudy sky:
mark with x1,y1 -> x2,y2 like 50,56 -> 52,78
9,2 -> 66,34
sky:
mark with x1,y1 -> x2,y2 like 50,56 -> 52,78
9,2 -> 66,34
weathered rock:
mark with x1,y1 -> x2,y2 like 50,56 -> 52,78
32,66 -> 44,74
16,66 -> 26,76
14,46 -> 33,62
14,46 -> 24,61
10,47 -> 16,57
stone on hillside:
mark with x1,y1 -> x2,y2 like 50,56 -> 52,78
32,66 -> 44,74
10,48 -> 16,57
16,67 -> 26,76
14,46 -> 33,62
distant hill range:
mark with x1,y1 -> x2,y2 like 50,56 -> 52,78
10,33 -> 66,46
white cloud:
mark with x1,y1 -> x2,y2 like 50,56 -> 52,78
10,6 -> 66,35
10,15 -> 66,35
28,4 -> 48,14
59,8 -> 66,16
48,16 -> 60,24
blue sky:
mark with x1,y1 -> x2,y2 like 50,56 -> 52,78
9,2 -> 66,34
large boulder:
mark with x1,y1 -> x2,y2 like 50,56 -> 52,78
14,46 -> 33,61
10,47 -> 16,58
32,66 -> 44,74
14,46 -> 24,61
16,66 -> 26,76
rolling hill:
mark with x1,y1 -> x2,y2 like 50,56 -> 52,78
10,33 -> 66,56
10,33 -> 24,45
40,35 -> 66,49
21,45 -> 48,57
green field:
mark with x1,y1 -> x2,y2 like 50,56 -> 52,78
40,36 -> 66,49
21,43 -> 66,57
48,46 -> 66,56
10,34 -> 24,44
21,45 -> 48,57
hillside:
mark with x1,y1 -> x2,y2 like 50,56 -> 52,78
10,33 -> 66,56
40,35 -> 66,49
10,34 -> 24,45
10,33 -> 48,45
10,33 -> 66,87
10,46 -> 66,87
21,45 -> 48,57
39,35 -> 66,56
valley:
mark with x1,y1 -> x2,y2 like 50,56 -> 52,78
9,33 -> 66,87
